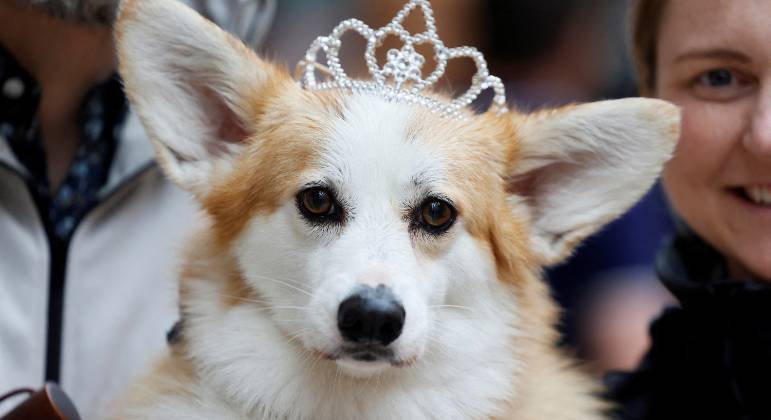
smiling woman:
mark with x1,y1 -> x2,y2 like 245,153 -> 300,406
654,0 -> 771,281
609,1 -> 771,419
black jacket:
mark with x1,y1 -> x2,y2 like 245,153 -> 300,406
607,231 -> 771,420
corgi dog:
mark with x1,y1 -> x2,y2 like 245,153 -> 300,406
113,0 -> 679,418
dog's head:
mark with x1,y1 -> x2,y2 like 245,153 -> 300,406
116,0 -> 678,378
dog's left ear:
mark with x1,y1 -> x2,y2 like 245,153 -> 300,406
508,98 -> 680,266
116,0 -> 293,196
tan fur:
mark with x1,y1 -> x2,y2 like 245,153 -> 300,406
500,270 -> 609,419
202,87 -> 342,247
113,352 -> 198,415
404,107 -> 537,283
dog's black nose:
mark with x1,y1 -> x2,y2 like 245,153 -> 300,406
337,285 -> 405,346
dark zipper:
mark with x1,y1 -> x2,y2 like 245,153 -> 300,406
44,236 -> 69,382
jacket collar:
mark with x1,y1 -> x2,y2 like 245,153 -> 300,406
0,111 -> 156,194
0,44 -> 31,178
656,226 -> 771,309
99,111 -> 156,197
0,136 -> 28,178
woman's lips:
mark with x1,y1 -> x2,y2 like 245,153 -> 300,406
729,185 -> 771,206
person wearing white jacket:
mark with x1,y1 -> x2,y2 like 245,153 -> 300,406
0,1 -> 273,418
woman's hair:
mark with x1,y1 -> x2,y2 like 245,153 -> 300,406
630,0 -> 669,95
12,0 -> 275,47
14,0 -> 119,24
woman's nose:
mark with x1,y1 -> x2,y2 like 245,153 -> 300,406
744,83 -> 771,158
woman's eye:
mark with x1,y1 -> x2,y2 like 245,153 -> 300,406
699,69 -> 734,87
691,68 -> 755,101
419,198 -> 456,233
298,187 -> 337,220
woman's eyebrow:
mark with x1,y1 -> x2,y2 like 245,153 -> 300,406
674,48 -> 751,63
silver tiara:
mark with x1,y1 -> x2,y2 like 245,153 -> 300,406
296,0 -> 508,118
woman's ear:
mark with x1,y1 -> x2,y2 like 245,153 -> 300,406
508,98 -> 680,265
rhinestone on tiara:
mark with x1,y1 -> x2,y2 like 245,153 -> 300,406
296,0 -> 508,118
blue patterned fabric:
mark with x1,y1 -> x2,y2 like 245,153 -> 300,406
0,45 -> 126,241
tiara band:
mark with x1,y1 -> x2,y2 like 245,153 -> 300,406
296,0 -> 508,118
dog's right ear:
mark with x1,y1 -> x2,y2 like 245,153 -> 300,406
506,98 -> 680,266
116,0 -> 293,196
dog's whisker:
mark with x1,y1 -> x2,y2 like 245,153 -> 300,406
424,333 -> 462,357
285,327 -> 311,338
216,294 -> 284,305
333,364 -> 342,391
429,304 -> 472,311
184,260 -> 310,290
425,343 -> 454,360
260,306 -> 310,311
427,341 -> 452,352
246,272 -> 310,288
307,349 -> 325,373
249,274 -> 314,296
283,328 -> 314,348
218,295 -> 311,311
190,264 -> 312,292
285,335 -> 303,345
284,333 -> 307,347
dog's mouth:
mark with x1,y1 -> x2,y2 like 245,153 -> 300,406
343,344 -> 394,362
314,344 -> 415,368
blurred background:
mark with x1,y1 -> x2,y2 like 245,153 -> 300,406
258,0 -> 677,375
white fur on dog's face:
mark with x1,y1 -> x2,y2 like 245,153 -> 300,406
234,95 -> 504,376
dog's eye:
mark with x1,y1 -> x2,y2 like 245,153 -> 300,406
419,198 -> 456,232
301,188 -> 333,215
298,187 -> 338,220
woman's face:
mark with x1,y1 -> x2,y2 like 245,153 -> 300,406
656,0 -> 771,281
